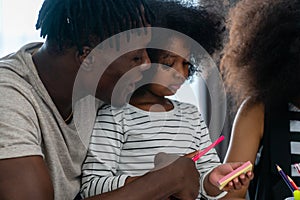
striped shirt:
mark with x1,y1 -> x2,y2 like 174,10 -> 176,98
289,103 -> 300,179
81,99 -> 221,199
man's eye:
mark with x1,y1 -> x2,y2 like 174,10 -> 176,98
133,56 -> 142,62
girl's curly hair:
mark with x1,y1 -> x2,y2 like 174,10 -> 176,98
147,0 -> 224,79
221,0 -> 300,106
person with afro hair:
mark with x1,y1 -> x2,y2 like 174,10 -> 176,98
221,0 -> 300,199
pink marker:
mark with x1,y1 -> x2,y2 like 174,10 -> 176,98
192,135 -> 225,162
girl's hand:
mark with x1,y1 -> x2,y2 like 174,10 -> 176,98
208,162 -> 254,192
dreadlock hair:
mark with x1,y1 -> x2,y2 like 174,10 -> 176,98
36,0 -> 154,54
221,0 -> 300,107
145,0 -> 224,79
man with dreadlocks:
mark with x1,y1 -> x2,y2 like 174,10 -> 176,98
0,0 -> 203,199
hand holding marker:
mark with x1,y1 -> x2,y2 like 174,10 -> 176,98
217,161 -> 253,190
192,135 -> 253,190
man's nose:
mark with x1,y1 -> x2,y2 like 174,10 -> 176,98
140,49 -> 151,71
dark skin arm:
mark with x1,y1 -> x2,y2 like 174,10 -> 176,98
0,156 -> 54,200
0,155 -> 200,200
125,150 -> 200,184
221,100 -> 264,199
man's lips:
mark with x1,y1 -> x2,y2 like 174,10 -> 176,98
168,84 -> 182,91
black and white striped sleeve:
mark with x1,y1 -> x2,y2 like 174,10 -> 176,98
80,105 -> 128,198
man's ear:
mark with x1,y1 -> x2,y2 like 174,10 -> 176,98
77,46 -> 92,64
77,46 -> 96,71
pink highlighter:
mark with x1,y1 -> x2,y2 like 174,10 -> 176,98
192,135 -> 225,162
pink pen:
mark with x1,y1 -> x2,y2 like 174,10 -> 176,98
192,135 -> 225,162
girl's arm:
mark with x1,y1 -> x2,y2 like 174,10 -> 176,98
221,99 -> 265,198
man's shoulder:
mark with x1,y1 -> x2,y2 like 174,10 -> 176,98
0,66 -> 35,100
0,42 -> 42,74
0,43 -> 43,96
